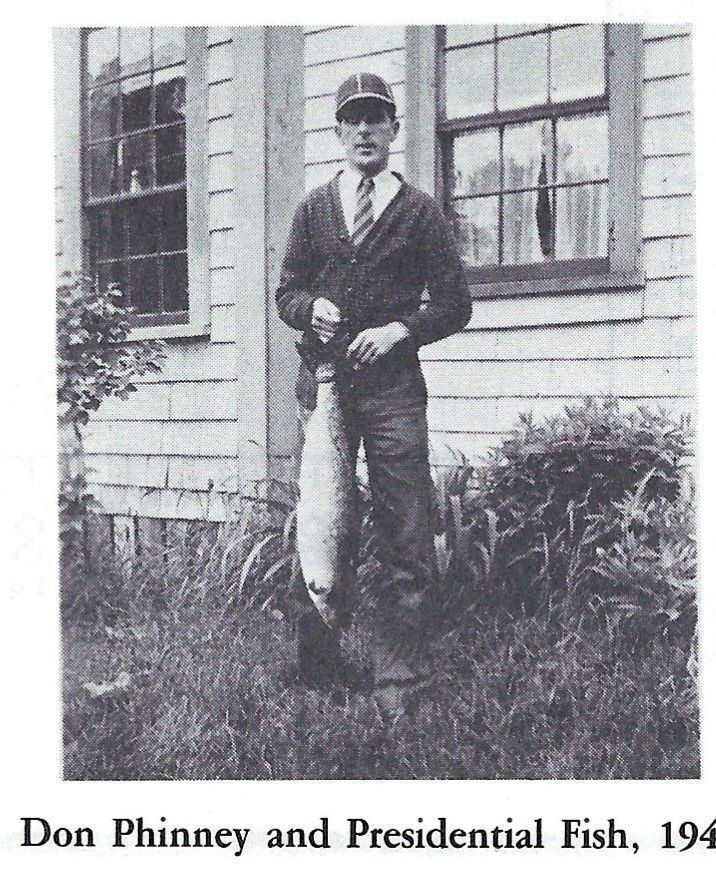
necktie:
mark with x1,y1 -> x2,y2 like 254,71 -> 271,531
352,177 -> 375,246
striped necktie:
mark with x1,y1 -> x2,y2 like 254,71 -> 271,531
352,177 -> 375,246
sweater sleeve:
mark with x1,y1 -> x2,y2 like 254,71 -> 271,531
275,199 -> 317,332
398,198 -> 472,348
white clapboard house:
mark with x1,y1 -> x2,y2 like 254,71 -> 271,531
54,25 -> 695,524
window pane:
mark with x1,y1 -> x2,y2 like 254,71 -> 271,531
557,113 -> 608,184
126,198 -> 160,256
120,27 -> 152,77
503,189 -> 552,263
503,120 -> 552,191
156,124 -> 186,185
161,191 -> 187,251
120,133 -> 153,193
155,65 -> 186,124
128,256 -> 160,314
163,253 -> 189,311
445,44 -> 494,118
555,183 -> 608,259
89,141 -> 119,198
88,83 -> 119,140
445,25 -> 494,47
497,32 -> 548,110
153,27 -> 186,68
551,25 -> 605,103
451,129 -> 500,196
95,206 -> 125,259
121,74 -> 151,132
87,28 -> 119,85
452,197 -> 499,266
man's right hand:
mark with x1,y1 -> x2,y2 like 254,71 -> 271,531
311,298 -> 341,343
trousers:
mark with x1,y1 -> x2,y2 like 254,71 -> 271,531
297,361 -> 437,686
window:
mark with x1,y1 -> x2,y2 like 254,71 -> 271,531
437,24 -> 641,289
83,27 -> 191,326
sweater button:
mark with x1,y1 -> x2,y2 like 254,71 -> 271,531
350,258 -> 357,264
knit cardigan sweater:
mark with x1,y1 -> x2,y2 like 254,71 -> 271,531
275,172 -> 472,397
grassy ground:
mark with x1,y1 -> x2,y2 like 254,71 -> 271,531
61,524 -> 699,780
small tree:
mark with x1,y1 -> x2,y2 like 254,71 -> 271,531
57,273 -> 165,557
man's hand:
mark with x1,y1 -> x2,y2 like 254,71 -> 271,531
311,298 -> 341,343
346,322 -> 411,368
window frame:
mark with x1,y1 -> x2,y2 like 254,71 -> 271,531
406,24 -> 644,299
80,26 -> 210,339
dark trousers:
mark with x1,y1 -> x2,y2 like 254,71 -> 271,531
297,362 -> 437,686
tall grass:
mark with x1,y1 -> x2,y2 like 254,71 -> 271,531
61,400 -> 698,779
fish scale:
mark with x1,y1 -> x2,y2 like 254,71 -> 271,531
296,361 -> 354,628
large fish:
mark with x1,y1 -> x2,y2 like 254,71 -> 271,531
296,361 -> 354,629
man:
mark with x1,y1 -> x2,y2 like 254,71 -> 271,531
276,72 -> 471,715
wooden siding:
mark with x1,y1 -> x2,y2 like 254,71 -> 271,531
265,28 -> 305,475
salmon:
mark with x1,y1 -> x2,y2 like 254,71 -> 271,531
296,361 -> 353,629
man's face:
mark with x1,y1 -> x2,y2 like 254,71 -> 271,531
335,100 -> 400,177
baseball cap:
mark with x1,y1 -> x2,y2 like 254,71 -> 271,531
335,72 -> 396,119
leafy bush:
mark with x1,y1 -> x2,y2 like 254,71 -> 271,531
435,399 -> 693,614
57,273 -> 165,428
57,273 -> 165,562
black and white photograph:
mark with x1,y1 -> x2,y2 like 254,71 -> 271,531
52,21 -> 699,781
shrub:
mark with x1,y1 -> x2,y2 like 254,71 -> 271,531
57,273 -> 165,567
57,272 -> 165,428
441,399 -> 693,614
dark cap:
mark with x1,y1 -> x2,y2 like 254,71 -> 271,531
335,72 -> 396,119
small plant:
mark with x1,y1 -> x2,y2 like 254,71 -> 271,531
57,272 -> 165,428
57,273 -> 165,567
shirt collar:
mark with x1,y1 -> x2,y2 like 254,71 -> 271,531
340,165 -> 396,191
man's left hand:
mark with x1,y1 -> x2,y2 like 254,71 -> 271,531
346,322 -> 411,367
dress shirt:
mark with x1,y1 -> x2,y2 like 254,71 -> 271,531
338,165 -> 402,236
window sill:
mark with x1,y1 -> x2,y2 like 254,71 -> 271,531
126,321 -> 210,342
469,268 -> 645,301
465,270 -> 646,331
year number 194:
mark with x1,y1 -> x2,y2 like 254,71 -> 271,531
662,820 -> 716,851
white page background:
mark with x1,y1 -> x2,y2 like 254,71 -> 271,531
1,1 -> 713,883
